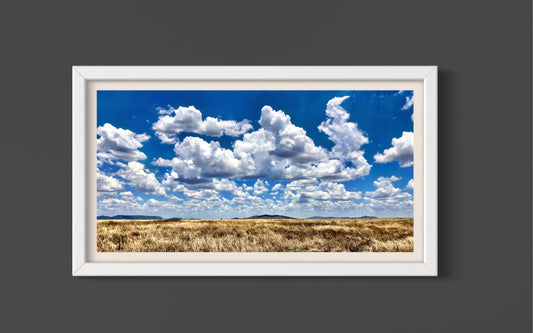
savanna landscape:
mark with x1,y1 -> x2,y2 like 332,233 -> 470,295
97,217 -> 414,252
96,91 -> 416,253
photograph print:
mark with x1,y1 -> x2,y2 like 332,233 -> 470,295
96,90 -> 415,252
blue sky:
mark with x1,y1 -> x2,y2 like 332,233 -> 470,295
97,90 -> 414,218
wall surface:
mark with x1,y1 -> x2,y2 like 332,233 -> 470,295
0,1 -> 531,332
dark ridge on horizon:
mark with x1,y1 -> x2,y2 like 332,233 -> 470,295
97,215 -> 163,220
244,214 -> 296,219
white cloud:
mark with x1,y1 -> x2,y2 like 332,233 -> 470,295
402,96 -> 414,110
156,106 -> 174,115
318,96 -> 371,177
229,188 -> 264,206
172,136 -> 256,182
183,188 -> 219,200
374,131 -> 414,167
234,100 -> 370,182
142,198 -> 181,212
177,178 -> 239,194
259,106 -> 328,165
97,171 -> 124,193
365,176 -> 405,199
152,106 -> 253,143
98,189 -> 145,213
253,179 -> 268,196
161,171 -> 186,193
402,95 -> 415,121
97,123 -> 150,162
153,98 -> 372,183
319,182 -> 362,201
406,179 -> 414,190
284,180 -> 362,204
272,183 -> 282,191
233,128 -> 276,178
161,172 -> 239,200
285,179 -> 319,191
300,160 -> 368,182
152,157 -> 174,167
116,161 -> 166,196
154,136 -> 257,184
119,191 -> 143,201
363,176 -> 413,212
207,178 -> 239,193
98,197 -> 142,212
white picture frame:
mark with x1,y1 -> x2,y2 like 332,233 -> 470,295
73,66 -> 437,276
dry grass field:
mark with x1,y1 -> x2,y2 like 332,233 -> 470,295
97,218 -> 413,252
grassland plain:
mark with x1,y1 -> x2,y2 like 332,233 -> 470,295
97,218 -> 414,252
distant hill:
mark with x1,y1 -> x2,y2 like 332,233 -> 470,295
97,215 -> 163,220
245,214 -> 295,219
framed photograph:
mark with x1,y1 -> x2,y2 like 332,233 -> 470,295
72,66 -> 437,276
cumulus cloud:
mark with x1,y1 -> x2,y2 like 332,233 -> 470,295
161,171 -> 187,193
319,182 -> 362,201
182,188 -> 219,200
98,197 -> 142,212
233,128 -> 276,178
365,176 -> 405,199
168,177 -> 239,194
153,106 -> 253,143
275,160 -> 368,182
406,179 -> 414,190
98,190 -> 145,213
152,98 -> 372,183
97,123 -> 150,162
152,157 -> 174,167
363,176 -> 412,211
116,161 -> 166,196
259,106 -> 327,165
284,179 -> 362,204
154,136 -> 258,184
234,101 -> 368,181
119,191 -> 143,201
401,95 -> 415,121
318,96 -> 371,177
97,171 -> 124,193
374,131 -> 414,167
204,178 -> 239,193
142,198 -> 182,212
172,136 -> 255,182
402,96 -> 414,110
253,179 -> 268,196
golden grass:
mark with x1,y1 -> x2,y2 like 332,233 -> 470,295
97,218 -> 413,252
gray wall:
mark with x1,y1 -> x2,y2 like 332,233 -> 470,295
1,1 -> 530,332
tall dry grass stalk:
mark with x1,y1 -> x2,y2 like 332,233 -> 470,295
97,218 -> 413,252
